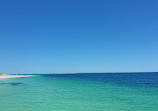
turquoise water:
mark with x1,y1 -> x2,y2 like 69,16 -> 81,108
0,73 -> 158,111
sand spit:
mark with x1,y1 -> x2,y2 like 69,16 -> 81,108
0,74 -> 37,79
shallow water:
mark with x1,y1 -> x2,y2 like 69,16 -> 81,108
0,73 -> 158,111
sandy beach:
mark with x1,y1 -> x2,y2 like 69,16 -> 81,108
0,74 -> 37,79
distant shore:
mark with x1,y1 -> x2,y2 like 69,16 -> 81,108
0,74 -> 37,79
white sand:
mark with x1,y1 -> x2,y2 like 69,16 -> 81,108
0,74 -> 37,79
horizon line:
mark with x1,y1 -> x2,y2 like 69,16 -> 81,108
3,71 -> 158,75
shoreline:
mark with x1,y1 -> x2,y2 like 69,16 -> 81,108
0,74 -> 37,79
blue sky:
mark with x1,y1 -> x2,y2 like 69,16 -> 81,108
0,0 -> 158,74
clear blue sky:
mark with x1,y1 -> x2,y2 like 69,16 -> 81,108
0,0 -> 158,74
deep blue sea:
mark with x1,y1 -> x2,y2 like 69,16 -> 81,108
0,72 -> 158,111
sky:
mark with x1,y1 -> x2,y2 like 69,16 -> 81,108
0,0 -> 158,74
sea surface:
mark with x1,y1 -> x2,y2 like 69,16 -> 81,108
0,73 -> 158,111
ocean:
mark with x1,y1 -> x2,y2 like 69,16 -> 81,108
0,73 -> 158,111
